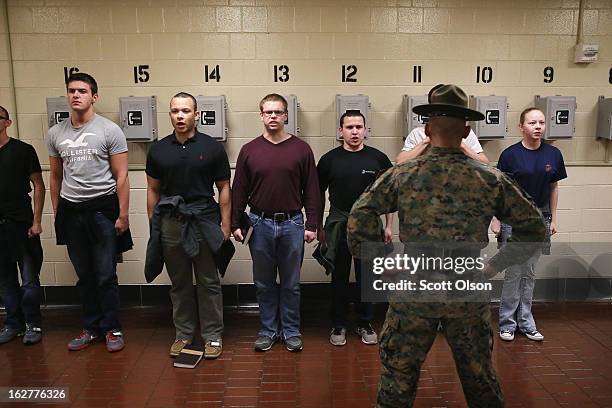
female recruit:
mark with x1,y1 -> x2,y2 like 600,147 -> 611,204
492,107 -> 567,342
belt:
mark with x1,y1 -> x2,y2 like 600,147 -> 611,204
251,208 -> 302,222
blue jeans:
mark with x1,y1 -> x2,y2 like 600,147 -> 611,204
0,223 -> 43,329
65,212 -> 121,333
498,213 -> 551,333
248,212 -> 304,339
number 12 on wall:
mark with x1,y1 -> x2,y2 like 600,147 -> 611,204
342,65 -> 357,83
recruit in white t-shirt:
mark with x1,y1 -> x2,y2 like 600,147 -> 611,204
402,126 -> 483,153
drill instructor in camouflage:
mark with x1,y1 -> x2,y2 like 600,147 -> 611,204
348,84 -> 546,408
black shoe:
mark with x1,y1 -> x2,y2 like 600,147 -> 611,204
285,336 -> 303,352
23,324 -> 42,345
254,335 -> 276,352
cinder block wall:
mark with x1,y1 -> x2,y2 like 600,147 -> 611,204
1,0 -> 611,286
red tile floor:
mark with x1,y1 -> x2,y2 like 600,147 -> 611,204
1,303 -> 612,408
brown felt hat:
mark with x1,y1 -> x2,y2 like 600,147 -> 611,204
413,84 -> 485,121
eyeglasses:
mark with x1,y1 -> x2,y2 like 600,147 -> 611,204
261,110 -> 286,117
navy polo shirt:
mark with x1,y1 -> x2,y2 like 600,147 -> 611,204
146,131 -> 230,202
497,141 -> 567,209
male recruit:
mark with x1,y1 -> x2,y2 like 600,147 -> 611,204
232,94 -> 320,352
0,106 -> 45,345
48,73 -> 131,352
146,92 -> 231,359
317,110 -> 392,346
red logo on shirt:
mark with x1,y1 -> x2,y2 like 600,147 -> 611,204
545,164 -> 552,172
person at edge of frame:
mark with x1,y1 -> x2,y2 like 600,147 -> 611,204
0,105 -> 45,346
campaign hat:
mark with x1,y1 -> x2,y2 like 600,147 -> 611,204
413,84 -> 484,121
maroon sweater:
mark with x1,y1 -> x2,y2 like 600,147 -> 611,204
231,135 -> 320,232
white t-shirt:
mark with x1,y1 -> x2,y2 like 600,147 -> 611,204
402,126 -> 483,154
47,114 -> 128,202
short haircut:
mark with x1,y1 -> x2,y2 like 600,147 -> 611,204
0,105 -> 9,120
66,72 -> 98,95
428,116 -> 466,138
339,110 -> 365,127
172,92 -> 197,110
519,107 -> 543,124
259,93 -> 287,112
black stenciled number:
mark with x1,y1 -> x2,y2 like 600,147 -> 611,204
63,67 -> 80,83
133,65 -> 150,83
274,65 -> 289,82
476,66 -> 493,83
544,66 -> 554,83
204,65 -> 221,82
342,65 -> 357,82
609,67 -> 612,84
413,65 -> 422,83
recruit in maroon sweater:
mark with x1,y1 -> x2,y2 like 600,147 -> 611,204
231,135 -> 320,232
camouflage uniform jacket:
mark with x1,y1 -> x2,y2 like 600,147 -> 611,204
347,147 -> 547,316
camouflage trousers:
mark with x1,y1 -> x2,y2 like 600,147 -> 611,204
376,303 -> 504,408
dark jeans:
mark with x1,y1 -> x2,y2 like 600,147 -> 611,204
0,224 -> 43,329
332,233 -> 373,328
65,212 -> 121,333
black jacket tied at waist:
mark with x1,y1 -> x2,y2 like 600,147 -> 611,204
54,193 -> 133,253
145,195 -> 234,283
313,206 -> 350,275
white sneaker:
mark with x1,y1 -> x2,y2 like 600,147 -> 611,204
330,327 -> 346,346
499,330 -> 514,341
524,330 -> 544,341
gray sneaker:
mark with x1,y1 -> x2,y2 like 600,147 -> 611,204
285,336 -> 303,352
67,330 -> 99,351
23,324 -> 42,345
356,324 -> 378,345
0,326 -> 24,344
330,327 -> 347,346
105,330 -> 125,352
254,335 -> 276,352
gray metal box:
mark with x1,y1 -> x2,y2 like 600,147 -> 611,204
283,94 -> 299,136
469,95 -> 507,139
119,96 -> 158,142
46,96 -> 70,128
596,96 -> 612,140
534,95 -> 576,139
195,95 -> 227,142
403,95 -> 429,139
336,94 -> 370,140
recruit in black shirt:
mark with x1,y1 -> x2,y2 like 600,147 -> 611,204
146,132 -> 231,202
317,145 -> 393,212
0,138 -> 42,222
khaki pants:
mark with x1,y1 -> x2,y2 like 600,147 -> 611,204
161,215 -> 223,342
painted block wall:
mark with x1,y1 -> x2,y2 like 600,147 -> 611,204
1,0 -> 611,285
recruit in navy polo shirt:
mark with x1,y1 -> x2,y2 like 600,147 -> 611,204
497,141 -> 567,209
